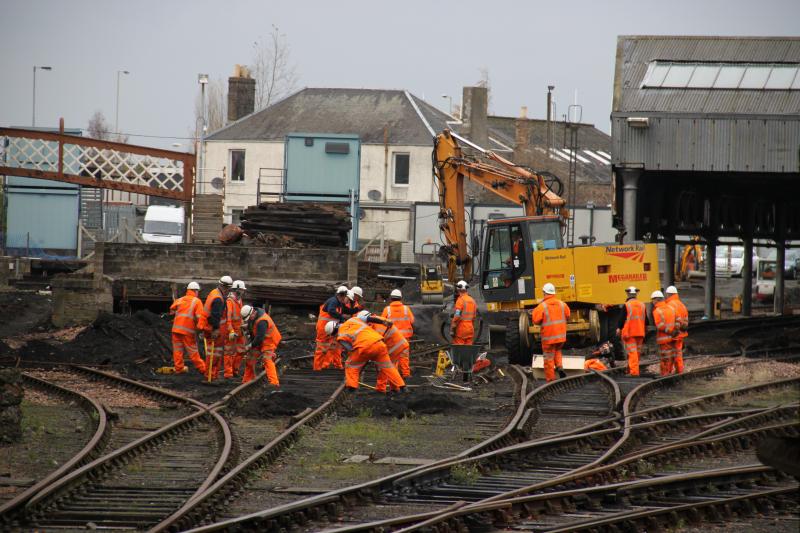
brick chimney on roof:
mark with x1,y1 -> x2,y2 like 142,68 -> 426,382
227,64 -> 255,124
461,86 -> 488,149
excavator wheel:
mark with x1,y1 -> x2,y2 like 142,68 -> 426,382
505,312 -> 532,365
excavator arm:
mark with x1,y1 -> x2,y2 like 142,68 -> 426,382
433,129 -> 566,281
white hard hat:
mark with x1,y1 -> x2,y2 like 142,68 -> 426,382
665,285 -> 678,295
625,286 -> 639,294
542,283 -> 556,295
233,280 -> 246,290
187,281 -> 200,291
241,305 -> 254,320
352,286 -> 363,298
651,290 -> 665,299
324,320 -> 338,336
219,275 -> 233,286
336,285 -> 349,295
356,310 -> 371,321
346,290 -> 355,302
456,280 -> 468,290
390,289 -> 402,299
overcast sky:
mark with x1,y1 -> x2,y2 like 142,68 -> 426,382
2,0 -> 798,149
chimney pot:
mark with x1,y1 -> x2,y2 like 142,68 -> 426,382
520,106 -> 528,118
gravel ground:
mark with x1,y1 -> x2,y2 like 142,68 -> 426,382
23,368 -> 164,408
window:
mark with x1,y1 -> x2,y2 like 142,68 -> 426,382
230,150 -> 245,182
393,153 -> 410,186
231,208 -> 244,224
325,142 -> 350,154
641,61 -> 800,90
483,225 -> 513,290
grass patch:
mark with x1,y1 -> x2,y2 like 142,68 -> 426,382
450,463 -> 481,485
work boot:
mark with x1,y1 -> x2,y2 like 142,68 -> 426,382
557,367 -> 567,379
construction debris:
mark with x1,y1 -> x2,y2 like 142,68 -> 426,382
240,202 -> 352,248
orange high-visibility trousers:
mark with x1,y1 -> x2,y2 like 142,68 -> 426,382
452,322 -> 474,345
375,347 -> 410,392
209,336 -> 226,380
233,335 -> 245,374
314,322 -> 344,370
345,342 -> 405,391
242,347 -> 279,385
172,333 -> 206,374
542,342 -> 564,382
672,338 -> 684,374
622,336 -> 643,376
657,342 -> 674,376
223,335 -> 240,378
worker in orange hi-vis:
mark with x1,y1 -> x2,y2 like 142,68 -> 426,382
203,275 -> 233,380
364,310 -> 411,393
651,290 -> 678,376
329,316 -> 406,393
381,289 -> 414,339
224,280 -> 247,378
665,285 -> 688,374
450,280 -> 477,345
616,285 -> 646,376
531,282 -> 571,381
584,340 -> 612,372
169,282 -> 207,375
240,305 -> 281,385
314,286 -> 351,370
346,286 -> 365,315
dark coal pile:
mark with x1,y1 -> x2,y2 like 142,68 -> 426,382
0,291 -> 53,339
343,391 -> 463,419
237,389 -> 318,418
12,310 -> 172,380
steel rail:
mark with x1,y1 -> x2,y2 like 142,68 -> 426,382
0,373 -> 109,523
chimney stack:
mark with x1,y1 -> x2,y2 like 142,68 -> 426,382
461,86 -> 488,149
519,106 -> 528,118
227,64 -> 256,124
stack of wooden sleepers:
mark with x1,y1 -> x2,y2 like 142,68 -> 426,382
240,202 -> 351,247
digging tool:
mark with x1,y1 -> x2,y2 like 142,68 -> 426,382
205,338 -> 215,382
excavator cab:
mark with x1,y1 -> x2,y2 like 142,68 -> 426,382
481,216 -> 563,306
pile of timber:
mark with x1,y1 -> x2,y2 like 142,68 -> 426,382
247,284 -> 333,306
240,202 -> 351,248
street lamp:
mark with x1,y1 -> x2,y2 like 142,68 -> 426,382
441,93 -> 453,115
115,70 -> 130,136
197,74 -> 209,193
32,65 -> 53,127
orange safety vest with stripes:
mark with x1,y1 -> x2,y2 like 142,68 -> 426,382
251,310 -> 281,351
381,301 -> 414,339
371,322 -> 409,357
622,298 -> 646,338
318,298 -> 343,327
170,290 -> 204,335
652,301 -> 676,345
227,294 -> 243,334
204,288 -> 228,333
666,295 -> 689,339
531,294 -> 570,345
453,294 -> 477,325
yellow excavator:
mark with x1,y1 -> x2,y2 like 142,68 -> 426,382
433,129 -> 661,363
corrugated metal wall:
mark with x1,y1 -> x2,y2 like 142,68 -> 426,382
612,116 -> 800,173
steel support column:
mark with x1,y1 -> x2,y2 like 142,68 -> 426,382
775,242 -> 785,314
663,236 -> 676,289
742,238 -> 753,316
620,169 -> 641,244
704,240 -> 716,319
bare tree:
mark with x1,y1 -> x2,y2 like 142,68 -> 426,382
87,110 -> 111,140
251,25 -> 299,110
193,77 -> 227,139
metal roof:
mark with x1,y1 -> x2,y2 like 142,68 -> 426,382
613,36 -> 800,115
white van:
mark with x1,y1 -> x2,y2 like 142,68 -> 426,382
143,205 -> 185,244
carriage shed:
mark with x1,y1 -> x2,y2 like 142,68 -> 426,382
611,35 -> 800,317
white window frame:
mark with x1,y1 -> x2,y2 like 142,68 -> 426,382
230,207 -> 244,224
229,149 -> 246,182
392,152 -> 410,187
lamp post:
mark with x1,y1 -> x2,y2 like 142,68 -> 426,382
441,93 -> 453,115
32,65 -> 52,127
197,74 -> 209,194
115,70 -> 130,136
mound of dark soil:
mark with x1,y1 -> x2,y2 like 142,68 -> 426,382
343,391 -> 463,418
237,389 -> 318,418
0,291 -> 53,339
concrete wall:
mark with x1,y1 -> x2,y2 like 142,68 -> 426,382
96,242 -> 358,284
51,275 -> 113,327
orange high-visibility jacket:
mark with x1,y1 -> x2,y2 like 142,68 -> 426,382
622,298 -> 647,338
666,295 -> 689,339
652,301 -> 676,345
532,294 -> 570,345
170,290 -> 205,335
381,301 -> 414,338
226,294 -> 243,334
204,288 -> 228,332
453,294 -> 477,327
371,322 -> 409,357
584,358 -> 608,371
337,317 -> 383,353
251,310 -> 281,350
